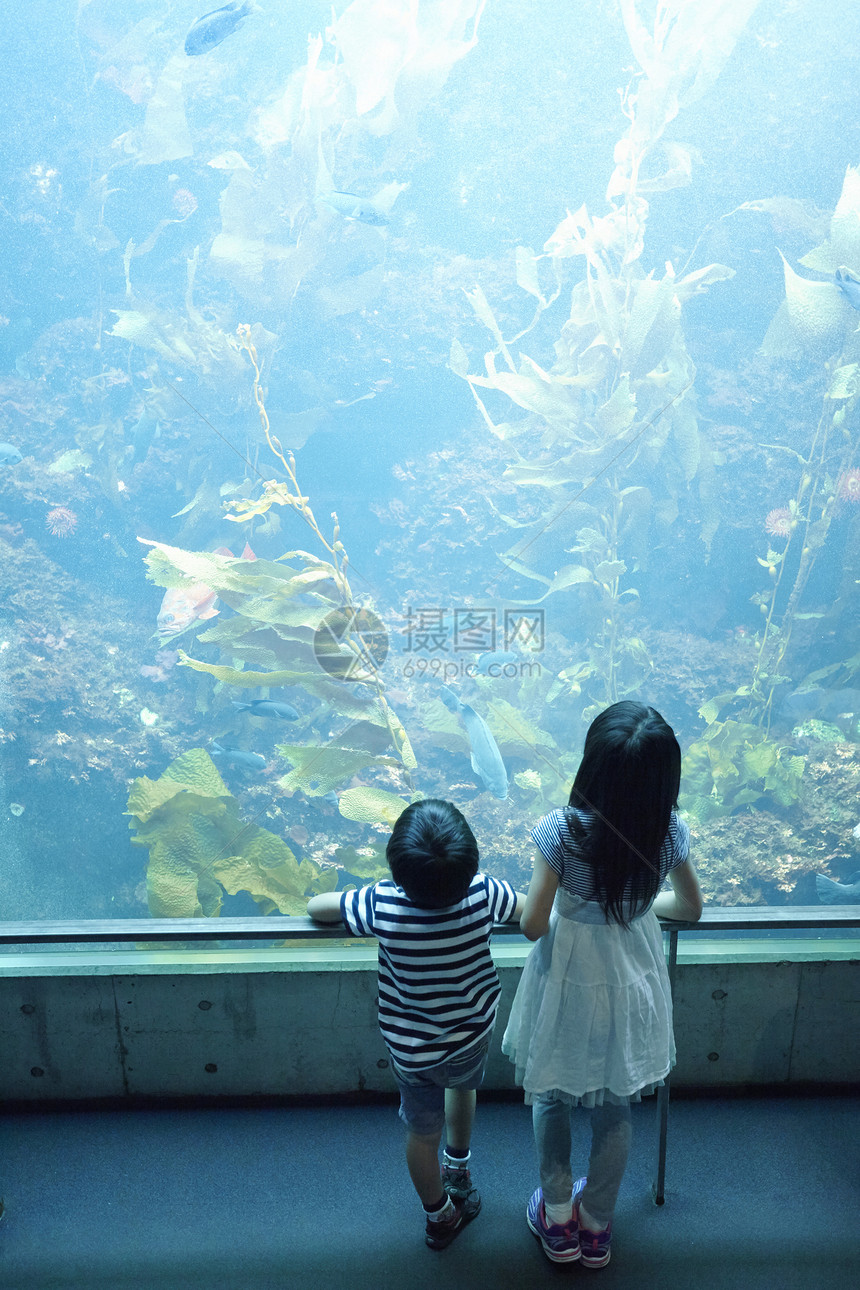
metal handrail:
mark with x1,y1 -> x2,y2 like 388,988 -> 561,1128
0,904 -> 856,945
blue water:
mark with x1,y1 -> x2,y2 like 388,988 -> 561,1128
1,0 -> 859,925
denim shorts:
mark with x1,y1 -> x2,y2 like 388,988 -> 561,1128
389,1035 -> 492,1136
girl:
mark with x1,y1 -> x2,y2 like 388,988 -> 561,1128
502,701 -> 703,1269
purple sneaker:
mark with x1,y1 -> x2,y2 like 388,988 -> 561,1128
526,1187 -> 581,1263
572,1177 -> 612,1268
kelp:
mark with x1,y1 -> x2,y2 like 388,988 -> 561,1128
142,329 -> 417,832
682,716 -> 805,824
126,749 -> 336,917
449,2 -> 753,710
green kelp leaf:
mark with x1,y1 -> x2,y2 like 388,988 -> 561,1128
464,285 -> 511,359
674,262 -> 734,303
161,748 -> 230,796
594,560 -> 627,584
511,562 -> 593,604
179,656 -> 386,723
132,793 -> 239,919
515,246 -> 545,302
594,374 -> 636,438
483,699 -> 557,757
777,252 -> 847,353
126,775 -> 189,825
338,787 -> 410,827
419,697 -> 467,745
800,164 -> 860,273
449,337 -> 470,377
624,273 -> 680,377
277,743 -> 402,796
470,353 -> 577,424
336,845 -> 389,882
827,363 -> 860,400
49,449 -> 92,474
503,455 -> 585,489
384,708 -> 419,771
671,398 -> 701,482
213,838 -> 335,916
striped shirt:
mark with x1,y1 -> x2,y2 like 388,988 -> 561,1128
340,875 -> 518,1070
532,808 -> 690,916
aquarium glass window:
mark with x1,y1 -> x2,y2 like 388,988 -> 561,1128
1,1 -> 859,932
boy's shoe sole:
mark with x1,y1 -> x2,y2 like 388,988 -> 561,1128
526,1187 -> 581,1263
425,1192 -> 481,1250
572,1177 -> 611,1268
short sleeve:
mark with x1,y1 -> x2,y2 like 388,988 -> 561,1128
666,813 -> 691,872
483,875 -> 517,922
530,809 -> 566,878
340,885 -> 376,936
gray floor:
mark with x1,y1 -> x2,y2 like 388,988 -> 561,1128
0,1092 -> 857,1290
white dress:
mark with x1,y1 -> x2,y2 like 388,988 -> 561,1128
502,887 -> 675,1107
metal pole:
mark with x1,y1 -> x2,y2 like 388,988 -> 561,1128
653,925 -> 679,1205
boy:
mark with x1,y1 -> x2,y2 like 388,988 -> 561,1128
307,797 -> 525,1249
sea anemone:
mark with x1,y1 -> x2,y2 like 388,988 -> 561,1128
836,467 -> 860,504
172,187 -> 198,218
46,506 -> 78,537
764,507 -> 792,539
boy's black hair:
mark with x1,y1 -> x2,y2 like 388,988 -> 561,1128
387,798 -> 479,908
566,700 -> 681,928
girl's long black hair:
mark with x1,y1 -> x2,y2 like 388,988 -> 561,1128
566,701 -> 681,928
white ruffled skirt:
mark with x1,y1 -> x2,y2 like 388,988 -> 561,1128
502,890 -> 675,1107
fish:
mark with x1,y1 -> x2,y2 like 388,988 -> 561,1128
231,699 -> 299,720
154,544 -> 254,640
157,582 -> 220,640
815,871 -> 860,904
319,192 -> 388,226
475,649 -> 518,676
184,2 -> 257,57
0,443 -> 23,465
129,409 -> 161,465
438,685 -> 508,800
210,742 -> 267,771
835,266 -> 860,312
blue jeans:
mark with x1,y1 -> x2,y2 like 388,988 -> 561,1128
389,1036 -> 491,1136
532,1095 -> 632,1228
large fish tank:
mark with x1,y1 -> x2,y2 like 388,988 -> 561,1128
1,0 -> 859,932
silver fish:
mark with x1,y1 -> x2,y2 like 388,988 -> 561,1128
185,2 -> 256,57
319,192 -> 388,226
439,686 -> 508,800
835,266 -> 860,312
0,442 -> 23,466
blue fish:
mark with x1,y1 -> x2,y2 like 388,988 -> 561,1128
815,871 -> 860,903
185,2 -> 256,57
210,741 -> 267,771
232,699 -> 299,720
0,443 -> 23,466
129,410 -> 161,465
439,686 -> 508,800
835,266 -> 860,312
319,192 -> 388,226
475,650 -> 518,676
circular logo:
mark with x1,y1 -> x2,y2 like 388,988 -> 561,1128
313,606 -> 388,682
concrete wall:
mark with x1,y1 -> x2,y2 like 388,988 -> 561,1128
0,952 -> 856,1102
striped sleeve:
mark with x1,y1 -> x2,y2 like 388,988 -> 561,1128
340,885 -> 377,937
531,809 -> 566,877
484,875 -> 517,923
666,813 -> 691,871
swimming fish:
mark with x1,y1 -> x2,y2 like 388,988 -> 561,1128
319,192 -> 388,226
130,409 -> 161,465
210,742 -> 267,771
157,582 -> 220,640
0,443 -> 23,465
815,871 -> 860,904
184,2 -> 257,57
835,266 -> 860,312
475,650 -> 518,676
438,686 -> 508,800
231,699 -> 299,720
